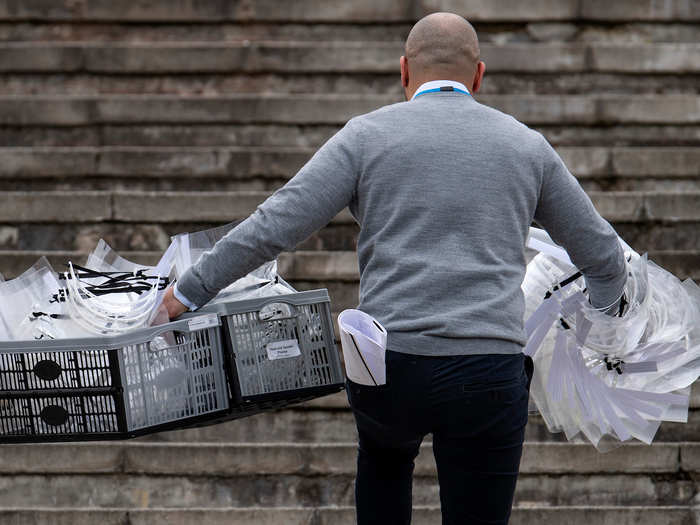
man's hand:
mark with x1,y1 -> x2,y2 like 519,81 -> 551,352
161,286 -> 188,320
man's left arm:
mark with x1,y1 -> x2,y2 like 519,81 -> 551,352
166,118 -> 363,315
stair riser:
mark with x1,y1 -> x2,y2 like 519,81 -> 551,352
0,146 -> 697,178
0,473 -> 693,507
0,44 -> 697,75
0,442 -> 683,476
4,125 -> 700,148
0,507 -> 695,525
2,221 -> 699,253
1,95 -> 698,126
1,21 -> 700,43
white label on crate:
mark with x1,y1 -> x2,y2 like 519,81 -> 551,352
266,339 -> 302,360
187,314 -> 219,331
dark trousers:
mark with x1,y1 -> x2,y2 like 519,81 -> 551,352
346,349 -> 533,525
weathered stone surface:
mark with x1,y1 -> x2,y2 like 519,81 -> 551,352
0,510 -> 129,525
0,473 -> 360,509
646,193 -> 700,222
0,507 -> 697,525
83,42 -> 402,74
0,442 -> 676,476
0,443 -> 123,473
95,95 -> 393,124
0,147 -> 95,176
0,43 -> 82,71
0,21 -> 411,43
481,43 -> 587,71
3,95 -> 699,126
112,191 -> 355,223
590,44 -> 700,73
597,95 -> 700,124
0,97 -> 90,126
558,147 -> 611,176
589,192 -> 645,222
0,507 -> 698,525
0,0 -> 597,22
3,147 -> 699,181
17,43 -> 699,74
278,251 -> 358,281
612,148 -> 700,177
581,0 -> 700,21
521,443 -> 680,474
134,404 -> 700,444
0,472 -> 694,508
418,0 -> 579,20
97,147 -> 313,178
0,192 -> 110,222
591,192 -> 700,222
93,123 -> 700,149
100,124 -> 340,148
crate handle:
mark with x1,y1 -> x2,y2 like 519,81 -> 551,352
258,302 -> 297,321
123,314 -> 220,344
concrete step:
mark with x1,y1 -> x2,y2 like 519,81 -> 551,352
1,146 -> 697,181
5,123 -> 700,149
0,442 -> 688,476
1,42 -> 698,74
0,507 -> 696,525
4,73 -> 700,99
0,248 -> 698,283
0,472 -> 694,508
0,190 -> 698,226
301,387 -> 700,410
2,0 -> 697,22
134,405 -> 700,444
0,190 -> 698,223
2,21 -> 700,45
2,94 -> 700,126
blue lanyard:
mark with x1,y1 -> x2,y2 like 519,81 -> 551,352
414,86 -> 471,98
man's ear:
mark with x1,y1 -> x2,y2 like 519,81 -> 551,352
400,56 -> 409,88
471,61 -> 485,94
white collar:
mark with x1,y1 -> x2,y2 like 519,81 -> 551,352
411,80 -> 470,100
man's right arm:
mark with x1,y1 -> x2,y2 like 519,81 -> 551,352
533,136 -> 627,313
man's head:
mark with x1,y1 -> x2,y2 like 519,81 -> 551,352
401,12 -> 485,100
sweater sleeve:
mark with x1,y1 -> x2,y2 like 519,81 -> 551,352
533,135 -> 627,311
176,118 -> 363,308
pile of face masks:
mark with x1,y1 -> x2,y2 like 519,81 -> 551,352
0,222 -> 295,341
523,228 -> 700,450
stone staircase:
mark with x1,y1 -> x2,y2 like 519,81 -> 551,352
0,0 -> 698,523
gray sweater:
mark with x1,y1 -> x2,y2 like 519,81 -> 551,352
177,90 -> 627,356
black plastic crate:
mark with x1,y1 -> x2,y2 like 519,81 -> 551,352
0,315 -> 229,442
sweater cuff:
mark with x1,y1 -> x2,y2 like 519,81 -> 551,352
173,282 -> 199,311
175,267 -> 218,310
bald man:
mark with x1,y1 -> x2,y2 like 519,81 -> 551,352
163,12 -> 626,525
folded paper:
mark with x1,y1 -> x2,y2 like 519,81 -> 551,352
338,309 -> 387,386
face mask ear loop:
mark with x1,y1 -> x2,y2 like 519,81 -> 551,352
63,275 -> 123,335
64,280 -> 151,335
66,282 -> 157,329
67,262 -> 160,321
67,262 -> 161,312
64,266 -> 159,333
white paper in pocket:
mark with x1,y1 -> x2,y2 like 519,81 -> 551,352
338,309 -> 387,386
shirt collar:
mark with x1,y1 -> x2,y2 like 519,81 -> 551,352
411,80 -> 470,100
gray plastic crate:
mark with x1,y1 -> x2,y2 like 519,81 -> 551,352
196,289 -> 344,402
0,314 -> 229,442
